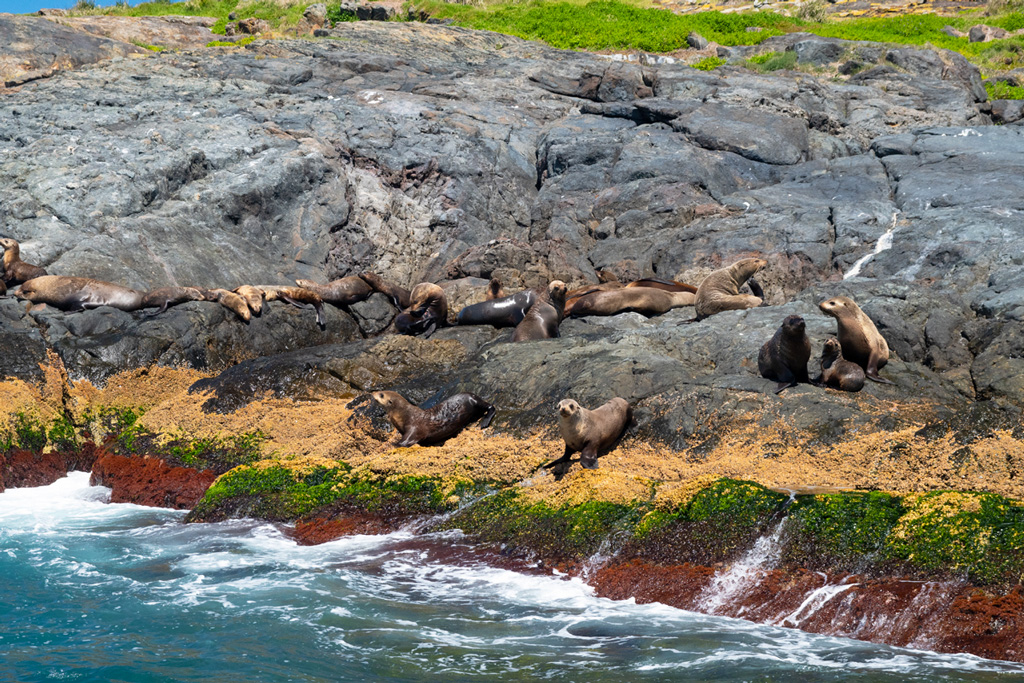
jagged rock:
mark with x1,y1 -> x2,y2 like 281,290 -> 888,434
941,25 -> 966,38
58,15 -> 221,50
238,17 -> 271,34
991,99 -> 1024,124
356,4 -> 396,21
34,8 -> 66,16
968,24 -> 1009,43
686,31 -> 708,50
792,38 -> 845,65
304,3 -> 328,27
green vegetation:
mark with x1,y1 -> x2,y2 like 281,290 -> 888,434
46,415 -> 80,453
67,0 -> 306,35
745,50 -> 798,72
986,79 -> 1024,99
129,40 -> 166,51
692,56 -> 727,71
160,430 -> 268,470
0,412 -> 48,453
206,35 -> 258,47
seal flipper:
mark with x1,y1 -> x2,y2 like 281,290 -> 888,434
579,445 -> 599,470
774,381 -> 796,394
478,404 -> 496,429
866,371 -> 895,385
746,278 -> 765,300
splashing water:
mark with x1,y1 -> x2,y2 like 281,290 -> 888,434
697,519 -> 789,616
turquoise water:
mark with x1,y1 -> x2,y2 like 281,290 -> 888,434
3,474 -> 1024,683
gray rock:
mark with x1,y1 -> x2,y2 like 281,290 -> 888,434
793,39 -> 845,65
990,99 -> 1024,124
968,24 -> 1009,43
686,31 -> 709,50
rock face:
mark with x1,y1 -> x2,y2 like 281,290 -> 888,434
0,19 -> 1021,442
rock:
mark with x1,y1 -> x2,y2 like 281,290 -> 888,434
991,99 -> 1024,124
60,15 -> 222,50
672,102 -> 810,165
941,25 -> 966,38
238,17 -> 271,34
686,31 -> 708,50
356,4 -> 396,21
228,11 -> 237,20
304,3 -> 328,27
793,39 -> 845,65
968,24 -> 1009,43
35,8 -> 66,16
90,452 -> 217,509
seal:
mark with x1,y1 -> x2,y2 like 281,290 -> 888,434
0,279 -> 6,297
543,397 -> 632,475
17,276 -> 143,312
626,277 -> 697,294
693,258 -> 767,320
456,288 -> 537,328
234,285 -> 265,315
371,390 -> 496,447
359,272 -> 410,309
564,282 -> 623,314
512,280 -> 567,342
140,286 -> 207,315
260,286 -> 326,327
485,278 -> 505,301
395,283 -> 448,337
568,286 -> 695,318
818,295 -> 893,384
758,314 -> 812,394
295,276 -> 373,308
1,238 -> 48,285
204,288 -> 251,322
818,337 -> 866,392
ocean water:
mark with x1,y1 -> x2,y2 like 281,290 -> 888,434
2,473 -> 1024,683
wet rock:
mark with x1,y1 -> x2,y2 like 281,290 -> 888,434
90,452 -> 217,509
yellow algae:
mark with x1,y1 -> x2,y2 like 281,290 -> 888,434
68,366 -> 213,418
519,468 -> 654,508
653,474 -> 722,510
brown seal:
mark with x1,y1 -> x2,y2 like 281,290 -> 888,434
17,276 -> 144,312
140,286 -> 207,315
485,278 -> 504,301
626,277 -> 697,294
234,285 -> 265,315
371,390 -> 495,447
564,282 -> 623,314
359,272 -> 410,309
818,295 -> 893,384
757,314 -> 812,394
0,238 -> 47,286
512,280 -> 567,341
204,288 -> 251,322
395,283 -> 448,337
0,279 -> 6,297
260,286 -> 326,327
543,397 -> 632,475
693,258 -> 767,320
818,337 -> 866,392
296,276 -> 373,308
568,286 -> 695,318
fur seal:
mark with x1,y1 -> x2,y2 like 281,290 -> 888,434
260,286 -> 326,327
818,337 -> 866,392
819,295 -> 893,384
626,277 -> 697,294
371,390 -> 495,447
140,286 -> 207,315
359,272 -> 410,309
543,397 -> 632,474
512,280 -> 567,342
485,278 -> 504,301
395,283 -> 448,337
693,258 -> 767,320
205,288 -> 251,322
17,276 -> 143,312
568,286 -> 695,318
295,276 -> 373,308
0,279 -> 6,297
456,288 -> 537,328
758,314 -> 812,394
0,238 -> 47,285
234,285 -> 265,315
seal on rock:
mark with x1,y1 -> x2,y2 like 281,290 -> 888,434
140,286 -> 208,315
568,286 -> 695,318
359,272 -> 410,309
543,397 -> 632,475
234,285 -> 265,315
296,276 -> 373,308
758,314 -> 812,394
17,276 -> 143,312
0,280 -> 6,297
626,277 -> 697,294
456,288 -> 537,328
818,295 -> 893,384
512,280 -> 567,341
693,258 -> 767,320
260,286 -> 326,327
485,278 -> 504,300
1,238 -> 48,285
395,283 -> 448,337
204,288 -> 251,322
818,337 -> 866,392
371,390 -> 496,447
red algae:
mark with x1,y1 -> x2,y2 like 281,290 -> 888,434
90,452 -> 217,510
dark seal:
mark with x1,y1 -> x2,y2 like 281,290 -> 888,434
758,314 -> 812,394
371,390 -> 496,447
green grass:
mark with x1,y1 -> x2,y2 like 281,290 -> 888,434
745,50 -> 798,72
206,35 -> 258,47
692,56 -> 726,71
986,79 -> 1024,99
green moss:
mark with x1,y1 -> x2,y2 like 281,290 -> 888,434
786,491 -> 906,564
692,56 -> 727,71
206,35 -> 258,48
1,412 -> 48,453
745,50 -> 798,72
46,415 -> 80,453
129,39 -> 166,52
160,430 -> 267,471
986,79 -> 1024,100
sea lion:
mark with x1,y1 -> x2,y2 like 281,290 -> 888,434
758,314 -> 812,394
0,280 -> 6,297
295,276 -> 373,308
563,282 -> 624,314
485,278 -> 505,300
0,238 -> 47,285
543,397 -> 632,474
395,283 -> 448,337
818,295 -> 893,384
140,286 -> 207,315
512,280 -> 567,342
234,285 -> 265,315
259,286 -> 326,327
456,288 -> 537,328
204,288 -> 251,322
568,286 -> 695,318
818,337 -> 866,392
371,390 -> 496,447
359,272 -> 411,309
693,258 -> 767,320
17,276 -> 143,312
626,277 -> 698,294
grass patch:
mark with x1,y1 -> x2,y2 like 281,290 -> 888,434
692,56 -> 727,70
986,79 -> 1024,99
130,39 -> 166,52
745,50 -> 798,71
206,35 -> 259,47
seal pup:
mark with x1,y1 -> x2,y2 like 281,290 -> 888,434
359,272 -> 410,309
371,390 -> 495,447
758,314 -> 812,394
818,295 -> 893,384
512,280 -> 567,342
568,287 -> 695,318
140,286 -> 207,316
234,285 -> 265,315
260,286 -> 326,327
395,283 -> 448,337
204,288 -> 251,322
543,397 -> 632,475
485,278 -> 504,300
818,337 -> 866,392
456,288 -> 537,328
18,276 -> 143,312
0,238 -> 47,286
295,276 -> 373,308
692,258 -> 767,320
